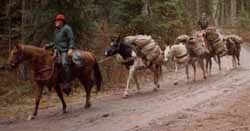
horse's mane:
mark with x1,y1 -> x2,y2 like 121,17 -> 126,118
20,44 -> 51,56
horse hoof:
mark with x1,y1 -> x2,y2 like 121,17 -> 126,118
153,88 -> 158,92
123,94 -> 129,98
27,115 -> 35,121
84,103 -> 92,109
174,82 -> 178,85
63,110 -> 67,114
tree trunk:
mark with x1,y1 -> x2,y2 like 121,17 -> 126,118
213,0 -> 220,26
21,0 -> 25,43
230,0 -> 237,26
7,0 -> 12,53
196,0 -> 200,19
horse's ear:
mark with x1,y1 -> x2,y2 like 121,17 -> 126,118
15,43 -> 21,49
117,35 -> 123,43
110,36 -> 115,42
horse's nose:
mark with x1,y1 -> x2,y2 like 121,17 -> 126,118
104,48 -> 111,56
104,50 -> 108,56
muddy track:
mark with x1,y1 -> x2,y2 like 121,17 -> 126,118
1,45 -> 250,131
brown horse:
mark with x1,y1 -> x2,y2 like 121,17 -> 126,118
203,27 -> 227,73
8,44 -> 102,120
223,35 -> 243,68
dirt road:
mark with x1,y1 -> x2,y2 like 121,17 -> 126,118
1,45 -> 250,131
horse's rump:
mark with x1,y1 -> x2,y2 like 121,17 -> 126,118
187,37 -> 209,57
224,35 -> 243,45
175,35 -> 190,44
172,44 -> 188,57
146,46 -> 161,61
224,35 -> 243,55
72,50 -> 96,67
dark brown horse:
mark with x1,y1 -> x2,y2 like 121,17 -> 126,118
203,27 -> 227,73
8,44 -> 102,120
223,34 -> 243,68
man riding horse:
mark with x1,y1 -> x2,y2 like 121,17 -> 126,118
198,12 -> 209,30
45,13 -> 75,93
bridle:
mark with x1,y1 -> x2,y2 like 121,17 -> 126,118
11,46 -> 26,66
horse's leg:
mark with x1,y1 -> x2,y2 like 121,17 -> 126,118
133,71 -> 140,93
217,55 -> 222,71
124,65 -> 136,98
208,57 -> 212,75
185,64 -> 189,82
191,63 -> 196,82
232,55 -> 236,68
151,66 -> 160,91
28,84 -> 43,120
55,84 -> 67,113
206,57 -> 210,75
236,51 -> 241,66
174,61 -> 179,85
80,79 -> 93,108
205,58 -> 208,74
206,57 -> 212,75
199,59 -> 207,79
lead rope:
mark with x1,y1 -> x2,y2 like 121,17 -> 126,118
98,56 -> 112,64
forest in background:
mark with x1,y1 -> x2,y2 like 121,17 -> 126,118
0,0 -> 249,51
0,0 -> 250,107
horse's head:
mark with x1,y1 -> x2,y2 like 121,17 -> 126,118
164,45 -> 172,62
8,44 -> 28,67
104,36 -> 122,57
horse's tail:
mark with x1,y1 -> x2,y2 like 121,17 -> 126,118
93,62 -> 102,92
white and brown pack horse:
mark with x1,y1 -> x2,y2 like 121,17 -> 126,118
164,41 -> 207,85
8,44 -> 102,120
104,36 -> 163,98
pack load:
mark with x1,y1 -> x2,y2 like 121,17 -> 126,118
175,35 -> 190,44
223,34 -> 243,55
123,35 -> 163,64
224,35 -> 243,44
204,27 -> 226,54
187,37 -> 209,57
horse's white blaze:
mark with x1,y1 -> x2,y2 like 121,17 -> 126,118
104,50 -> 108,56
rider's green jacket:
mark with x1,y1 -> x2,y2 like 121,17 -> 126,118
48,24 -> 75,53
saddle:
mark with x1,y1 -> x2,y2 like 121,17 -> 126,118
71,51 -> 85,67
53,50 -> 85,67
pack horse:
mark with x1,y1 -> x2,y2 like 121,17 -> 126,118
105,35 -> 164,98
